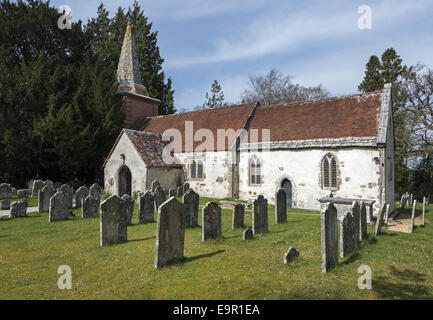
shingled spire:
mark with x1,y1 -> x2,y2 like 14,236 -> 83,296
116,19 -> 148,96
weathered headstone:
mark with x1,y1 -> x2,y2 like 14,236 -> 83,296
409,200 -> 417,233
82,195 -> 99,218
89,183 -> 101,203
367,204 -> 374,224
49,191 -> 70,222
1,199 -> 10,210
202,201 -> 222,241
252,195 -> 268,234
410,194 -> 413,207
100,195 -> 128,245
283,248 -> 299,264
17,189 -> 28,198
59,184 -> 73,209
122,194 -> 135,225
351,201 -> 360,247
151,180 -> 160,193
275,188 -> 287,224
422,196 -> 426,226
359,201 -> 368,240
11,187 -> 17,196
0,183 -> 12,199
321,203 -> 338,273
183,189 -> 199,227
384,203 -> 390,224
169,189 -> 176,197
176,186 -> 183,197
232,204 -> 245,229
138,191 -> 154,223
43,180 -> 53,189
154,186 -> 166,211
242,227 -> 253,240
38,185 -> 52,212
183,182 -> 190,194
28,179 -> 35,193
340,211 -> 356,258
75,186 -> 89,209
154,197 -> 186,268
374,203 -> 387,237
10,199 -> 27,217
32,180 -> 44,197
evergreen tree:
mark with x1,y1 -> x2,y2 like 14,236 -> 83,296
202,80 -> 225,109
358,55 -> 383,92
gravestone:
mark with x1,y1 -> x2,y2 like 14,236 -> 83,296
232,204 -> 245,229
138,191 -> 154,223
17,189 -> 28,198
410,194 -> 413,207
183,189 -> 199,227
75,186 -> 89,209
275,188 -> 287,224
242,227 -> 253,240
100,195 -> 128,245
122,194 -> 135,225
384,204 -> 390,224
374,203 -> 387,237
176,186 -> 183,197
43,180 -> 53,190
0,183 -> 12,199
202,202 -> 222,241
82,195 -> 99,218
32,180 -> 44,197
154,186 -> 166,211
38,185 -> 52,212
321,203 -> 338,273
283,248 -> 299,264
154,197 -> 186,268
351,201 -> 360,247
409,200 -> 417,233
10,199 -> 27,217
28,179 -> 35,193
59,184 -> 73,209
89,183 -> 101,203
252,195 -> 268,234
422,196 -> 426,226
183,182 -> 190,194
359,201 -> 368,240
1,199 -> 10,210
11,187 -> 17,196
49,191 -> 70,222
340,211 -> 356,258
151,180 -> 160,193
169,189 -> 176,197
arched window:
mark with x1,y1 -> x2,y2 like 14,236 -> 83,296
322,154 -> 338,189
190,160 -> 204,179
249,156 -> 261,185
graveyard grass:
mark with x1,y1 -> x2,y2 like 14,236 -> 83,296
1,197 -> 433,299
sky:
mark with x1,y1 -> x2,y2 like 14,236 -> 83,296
50,0 -> 433,112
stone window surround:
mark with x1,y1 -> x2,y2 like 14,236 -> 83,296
248,155 -> 262,186
320,153 -> 340,192
188,157 -> 205,181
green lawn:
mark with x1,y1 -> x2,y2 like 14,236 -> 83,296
1,196 -> 432,299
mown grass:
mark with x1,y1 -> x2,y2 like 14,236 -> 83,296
0,196 -> 432,300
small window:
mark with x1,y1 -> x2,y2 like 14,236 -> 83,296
322,154 -> 338,189
190,160 -> 203,179
249,156 -> 261,185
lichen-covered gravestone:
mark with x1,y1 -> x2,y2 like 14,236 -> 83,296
38,185 -> 52,212
154,186 -> 166,211
17,189 -> 28,198
374,203 -> 387,237
183,189 -> 199,227
359,201 -> 368,240
232,204 -> 244,229
275,188 -> 287,224
321,203 -> 338,273
122,194 -> 135,225
169,189 -> 176,197
82,195 -> 99,218
351,201 -> 360,247
0,183 -> 12,199
100,195 -> 128,245
151,180 -> 160,193
32,180 -> 44,197
75,186 -> 89,209
59,184 -> 73,209
10,199 -> 28,217
409,200 -> 417,233
89,183 -> 101,204
49,191 -> 70,222
252,195 -> 268,234
283,248 -> 299,264
340,211 -> 356,258
202,202 -> 222,241
138,191 -> 154,223
183,182 -> 190,194
242,227 -> 253,240
154,197 -> 186,268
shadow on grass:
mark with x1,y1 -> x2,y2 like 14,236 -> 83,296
128,235 -> 156,242
183,249 -> 226,263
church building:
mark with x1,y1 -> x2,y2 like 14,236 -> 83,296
103,22 -> 395,215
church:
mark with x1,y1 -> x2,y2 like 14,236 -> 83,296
103,21 -> 395,215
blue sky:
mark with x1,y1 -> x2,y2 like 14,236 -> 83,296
50,0 -> 433,112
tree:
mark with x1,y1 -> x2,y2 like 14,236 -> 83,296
358,55 -> 383,93
240,68 -> 329,105
201,80 -> 225,109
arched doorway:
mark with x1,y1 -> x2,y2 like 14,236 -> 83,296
118,166 -> 132,196
281,179 -> 292,208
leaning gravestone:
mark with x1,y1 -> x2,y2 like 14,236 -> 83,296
138,191 -> 154,223
1,199 -> 10,210
321,203 -> 338,273
351,201 -> 360,247
284,248 -> 299,264
169,189 -> 176,197
89,183 -> 101,203
183,189 -> 199,227
100,195 -> 128,245
10,199 -> 28,217
122,194 -> 135,225
275,188 -> 287,224
183,182 -> 190,194
340,211 -> 356,258
32,180 -> 44,197
409,200 -> 417,233
176,186 -> 183,197
359,201 -> 368,240
154,197 -> 186,268
232,204 -> 245,229
49,191 -> 70,222
242,227 -> 253,240
374,203 -> 387,237
17,189 -> 28,198
59,184 -> 73,209
202,202 -> 222,241
0,183 -> 12,199
38,185 -> 52,212
75,186 -> 89,209
82,195 -> 99,218
154,186 -> 166,211
151,180 -> 160,193
252,195 -> 268,234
